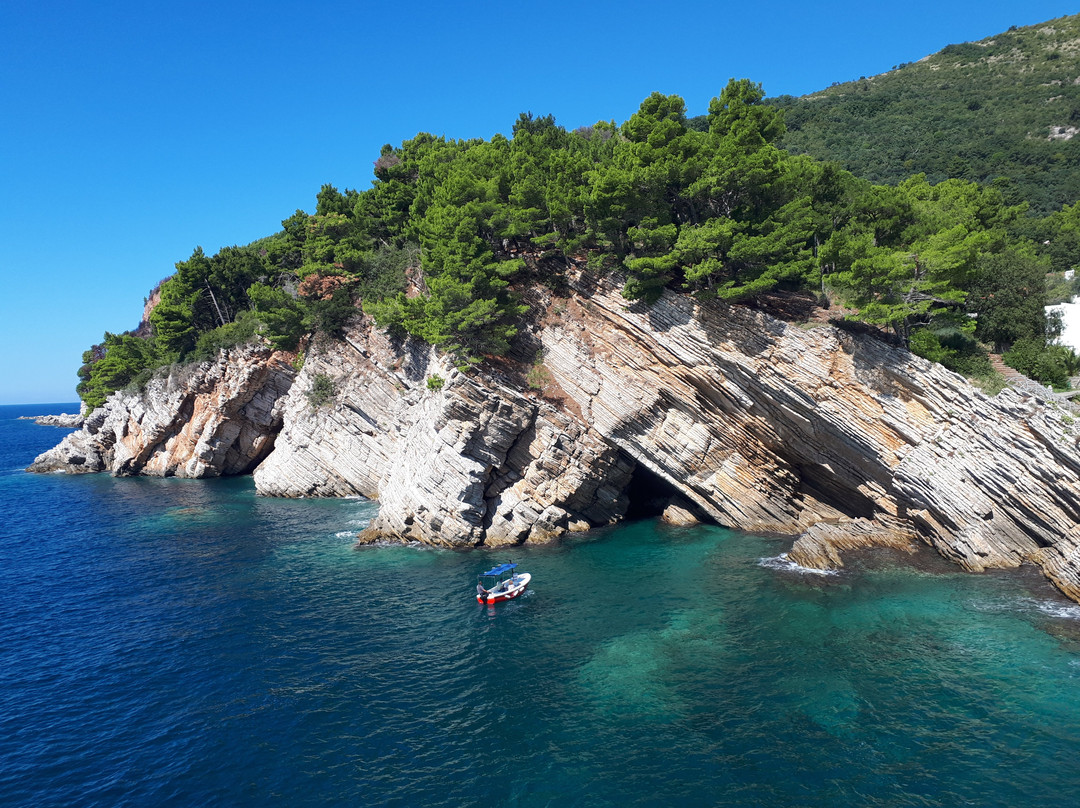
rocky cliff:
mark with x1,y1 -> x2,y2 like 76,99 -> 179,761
252,321 -> 633,547
254,270 -> 1080,599
30,270 -> 1080,602
29,344 -> 296,477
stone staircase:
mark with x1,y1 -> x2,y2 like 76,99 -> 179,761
989,354 -> 1034,387
989,354 -> 1080,405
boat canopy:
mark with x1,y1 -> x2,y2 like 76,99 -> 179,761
480,562 -> 517,577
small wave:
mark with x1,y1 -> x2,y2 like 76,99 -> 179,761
334,531 -> 359,539
979,596 -> 1080,622
353,538 -> 428,550
1024,598 -> 1080,621
758,553 -> 838,576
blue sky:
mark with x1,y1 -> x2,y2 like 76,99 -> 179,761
2,0 -> 1076,404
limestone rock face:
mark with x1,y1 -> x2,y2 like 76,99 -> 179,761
538,275 -> 941,537
28,344 -> 296,478
253,324 -> 432,499
28,268 -> 1080,603
354,376 -> 633,547
254,321 -> 633,547
257,271 -> 1080,602
884,388 -> 1080,599
537,275 -> 1080,598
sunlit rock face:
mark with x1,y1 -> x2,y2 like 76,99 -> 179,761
252,320 -> 633,547
30,269 -> 1080,602
28,344 -> 296,478
256,270 -> 1080,601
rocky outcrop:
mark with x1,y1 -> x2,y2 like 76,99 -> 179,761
880,389 -> 1080,599
134,283 -> 164,339
661,500 -> 702,527
20,413 -> 84,428
256,269 -> 1080,602
541,275 -> 1080,599
787,517 -> 919,568
28,267 -> 1080,603
253,322 -> 633,547
28,344 -> 296,477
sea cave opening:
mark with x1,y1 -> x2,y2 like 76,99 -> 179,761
623,461 -> 684,521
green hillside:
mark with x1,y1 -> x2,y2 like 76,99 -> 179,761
78,67 -> 1080,411
770,15 -> 1080,215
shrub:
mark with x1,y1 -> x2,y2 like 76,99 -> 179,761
527,361 -> 551,390
307,373 -> 335,408
302,286 -> 357,338
357,243 -> 416,301
909,326 -> 994,379
189,313 -> 261,362
1004,338 -> 1074,389
122,367 -> 156,394
426,374 -> 445,391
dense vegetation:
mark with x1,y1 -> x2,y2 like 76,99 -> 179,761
768,15 -> 1080,216
77,211 -> 417,410
79,65 -> 1080,410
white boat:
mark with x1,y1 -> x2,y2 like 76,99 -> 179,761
476,562 -> 531,604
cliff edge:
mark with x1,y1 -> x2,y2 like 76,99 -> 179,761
30,271 -> 1080,602
255,270 -> 1080,599
29,344 -> 296,478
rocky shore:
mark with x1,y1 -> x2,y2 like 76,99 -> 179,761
20,413 -> 84,428
30,271 -> 1080,602
28,344 -> 296,477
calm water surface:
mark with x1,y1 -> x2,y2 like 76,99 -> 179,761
4,403 -> 1080,806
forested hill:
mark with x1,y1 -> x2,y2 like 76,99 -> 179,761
767,14 -> 1080,215
77,76 -> 1080,414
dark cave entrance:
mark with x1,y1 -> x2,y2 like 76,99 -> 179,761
623,461 -> 684,521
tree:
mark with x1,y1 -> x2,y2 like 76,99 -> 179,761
149,283 -> 199,362
706,79 -> 785,147
248,283 -> 306,350
77,332 -> 159,410
968,247 -> 1052,351
825,228 -> 968,345
1036,200 -> 1080,273
70,89 -> 1076,393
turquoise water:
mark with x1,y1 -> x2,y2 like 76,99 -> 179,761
4,404 -> 1080,806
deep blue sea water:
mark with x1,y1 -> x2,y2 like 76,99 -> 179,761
5,403 -> 1080,806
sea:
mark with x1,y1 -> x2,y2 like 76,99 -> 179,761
5,403 -> 1080,807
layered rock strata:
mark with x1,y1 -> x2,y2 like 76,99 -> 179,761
257,271 -> 1080,599
537,275 -> 1080,598
28,269 -> 1080,602
253,322 -> 633,547
29,344 -> 296,478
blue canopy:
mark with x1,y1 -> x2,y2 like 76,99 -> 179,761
480,562 -> 516,577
